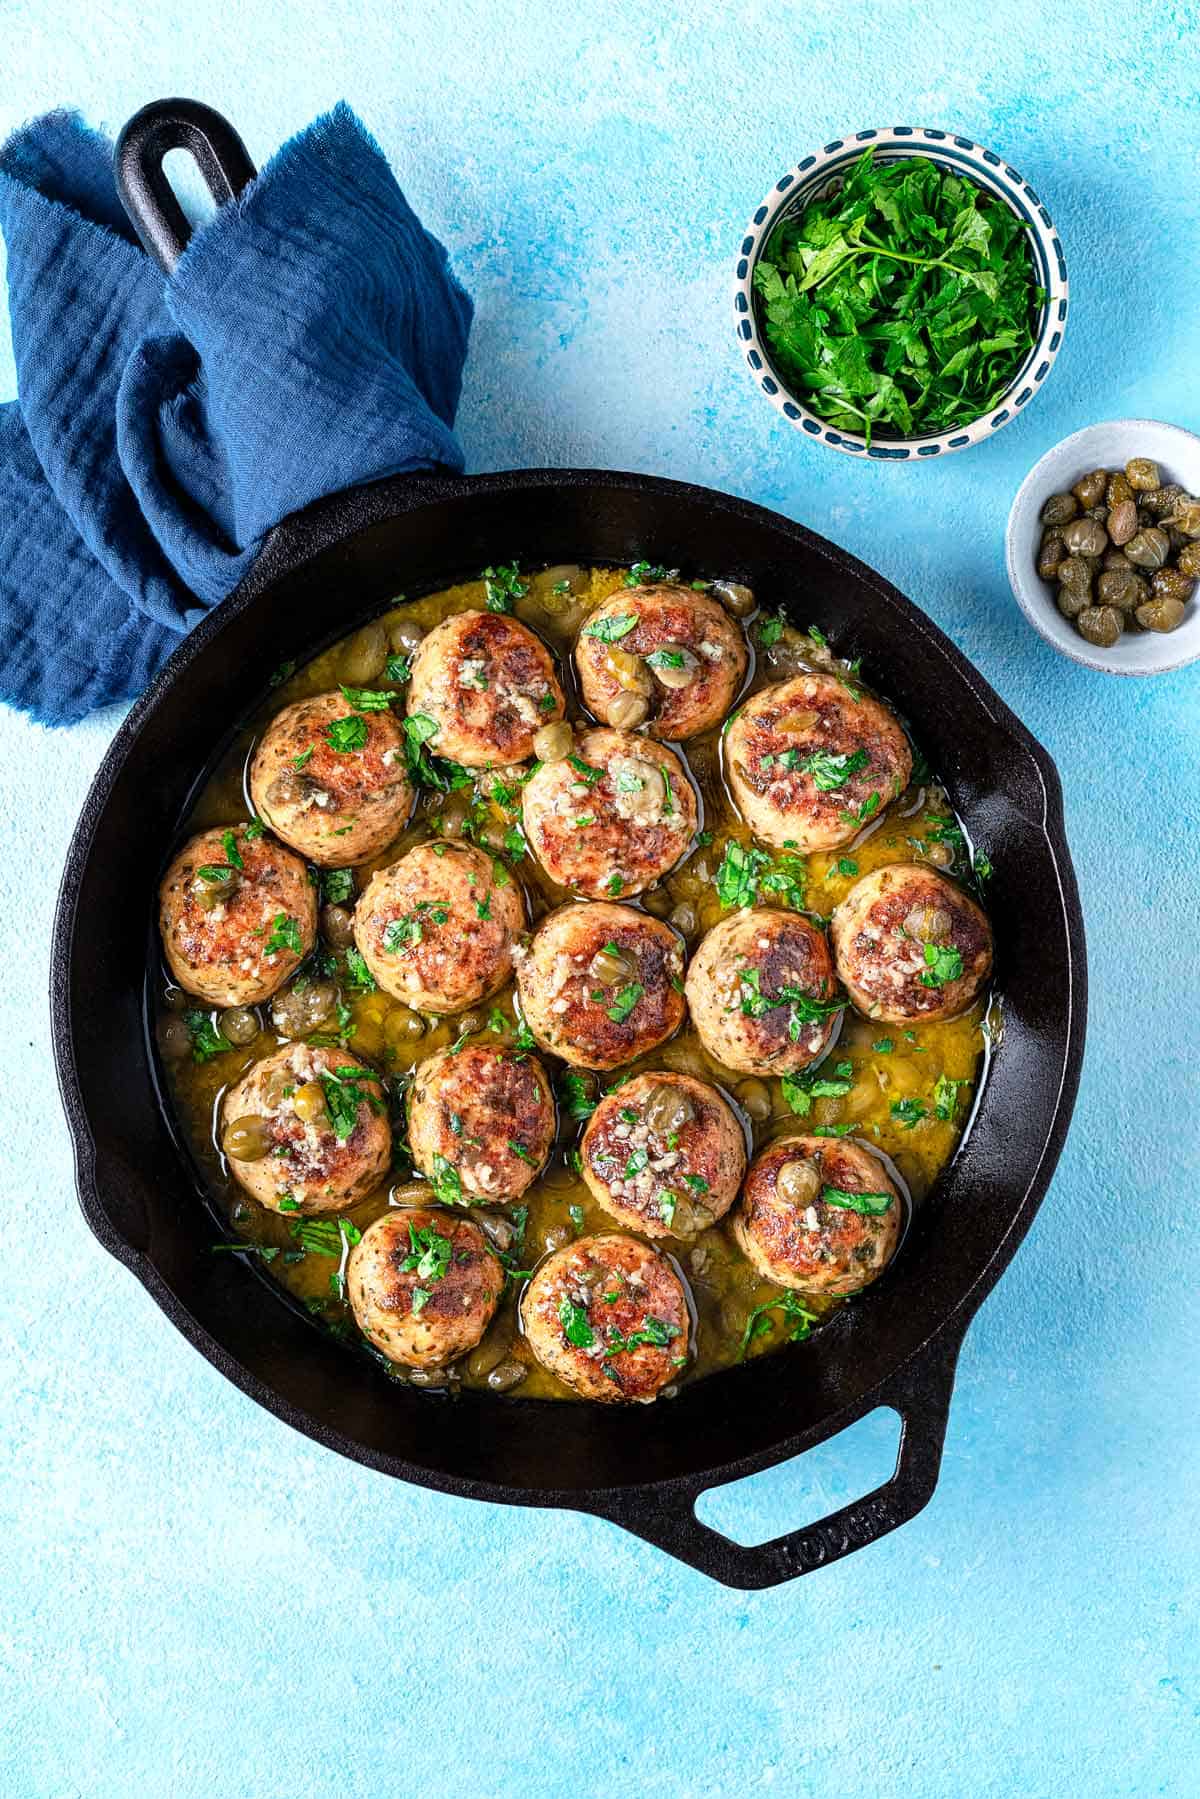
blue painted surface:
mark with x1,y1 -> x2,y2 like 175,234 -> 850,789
2,4 -> 1198,1794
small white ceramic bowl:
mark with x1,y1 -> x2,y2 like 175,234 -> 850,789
1006,419 -> 1200,676
734,126 -> 1069,461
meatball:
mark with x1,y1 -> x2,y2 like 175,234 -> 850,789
521,728 -> 697,898
575,584 -> 747,740
685,908 -> 840,1075
580,1073 -> 745,1238
353,841 -> 524,1012
831,864 -> 993,1024
407,1044 -> 555,1202
347,1208 -> 503,1368
159,824 -> 316,1007
515,902 -> 687,1070
406,610 -> 565,767
219,1042 -> 390,1214
521,1232 -> 689,1402
724,674 -> 912,851
733,1134 -> 902,1296
249,692 -> 414,866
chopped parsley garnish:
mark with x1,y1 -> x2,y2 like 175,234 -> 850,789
872,1037 -> 894,1054
508,1140 -> 537,1165
482,562 -> 527,612
625,561 -> 672,586
383,901 -> 449,951
624,1148 -> 650,1179
756,611 -> 785,647
839,791 -> 882,828
221,829 -> 244,870
184,1010 -> 227,1063
410,1287 -> 433,1316
324,714 -> 369,754
605,873 -> 624,897
538,692 -> 557,712
400,714 -> 473,793
568,1204 -> 585,1236
195,862 -> 238,884
560,1071 -> 596,1121
739,1291 -> 817,1360
972,849 -> 993,885
781,1060 -> 853,1116
614,769 -> 644,793
604,1315 -> 680,1357
384,653 -> 410,683
738,967 -> 843,1037
339,684 -> 394,712
270,659 -> 296,687
558,1295 -> 595,1348
344,947 -> 376,993
430,1153 -> 464,1207
656,1191 -> 678,1228
322,867 -> 355,905
243,819 -> 265,839
567,753 -> 605,786
476,892 -> 492,921
820,1185 -> 894,1215
606,983 -> 643,1024
551,578 -> 571,596
292,746 -> 314,770
400,1220 -> 453,1285
921,943 -> 964,988
583,613 -> 637,643
646,648 -> 685,670
891,1097 -> 929,1129
799,747 -> 869,792
715,839 -> 807,912
660,767 -> 675,816
319,1067 -> 377,1141
933,1073 -> 969,1121
683,1173 -> 709,1194
264,914 -> 303,957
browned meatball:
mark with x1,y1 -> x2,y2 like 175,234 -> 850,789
575,584 -> 747,740
219,1042 -> 390,1214
725,674 -> 912,851
580,1073 -> 745,1238
406,610 -> 565,767
249,692 -> 414,866
684,908 -> 841,1075
520,1232 -> 689,1402
347,1208 -> 503,1368
407,1044 -> 555,1203
515,902 -> 687,1070
830,864 -> 993,1024
521,728 -> 697,898
353,841 -> 524,1012
733,1134 -> 902,1296
159,825 -> 316,1007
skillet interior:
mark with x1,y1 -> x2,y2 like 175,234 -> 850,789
52,468 -> 1085,1576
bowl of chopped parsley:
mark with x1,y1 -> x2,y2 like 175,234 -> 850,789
734,127 -> 1068,459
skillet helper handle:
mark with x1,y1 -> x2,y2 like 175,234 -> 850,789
595,1328 -> 964,1590
115,98 -> 257,275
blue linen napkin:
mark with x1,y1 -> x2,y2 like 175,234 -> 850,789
0,104 -> 473,725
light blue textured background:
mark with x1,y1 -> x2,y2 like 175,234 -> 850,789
2,3 -> 1198,1795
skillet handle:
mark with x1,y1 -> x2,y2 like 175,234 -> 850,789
115,98 -> 257,275
589,1328 -> 964,1590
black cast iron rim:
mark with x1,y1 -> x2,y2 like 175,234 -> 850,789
52,466 -> 1087,1588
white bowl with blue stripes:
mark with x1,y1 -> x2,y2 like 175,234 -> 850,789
734,126 -> 1069,461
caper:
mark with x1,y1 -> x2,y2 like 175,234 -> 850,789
1125,457 -> 1161,492
1056,557 -> 1092,610
385,1006 -> 426,1045
532,720 -> 573,763
408,1366 -> 451,1388
604,647 -> 652,694
1071,469 -> 1107,508
710,580 -> 756,617
1040,491 -> 1078,526
644,1082 -> 696,1138
265,769 -> 318,810
1135,597 -> 1186,633
223,1115 -> 274,1162
478,1213 -> 515,1253
189,864 -> 240,910
1176,541 -> 1200,578
292,1080 -> 329,1125
667,901 -> 698,937
437,791 -> 472,840
158,1016 -> 193,1061
466,1323 -> 514,1379
220,1006 -> 260,1046
924,840 -> 955,868
457,1012 -> 484,1036
1106,472 -> 1133,508
734,1078 -> 772,1123
340,620 -> 388,684
271,979 -> 337,1039
542,1224 -> 573,1254
776,1158 -> 821,1207
648,644 -> 697,691
1107,499 -> 1138,546
387,615 -> 426,655
1062,516 -> 1108,558
1096,568 -> 1142,613
589,944 -> 637,987
1151,566 -> 1195,605
1075,606 -> 1124,649
1164,498 -> 1200,539
390,1178 -> 433,1206
1124,527 -> 1170,571
608,691 -> 650,730
486,1358 -> 527,1393
641,886 -> 674,918
321,903 -> 356,949
262,1066 -> 294,1108
1036,529 -> 1066,581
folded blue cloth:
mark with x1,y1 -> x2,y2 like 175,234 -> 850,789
0,105 -> 473,724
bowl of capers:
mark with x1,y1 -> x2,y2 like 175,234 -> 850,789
1007,419 -> 1200,675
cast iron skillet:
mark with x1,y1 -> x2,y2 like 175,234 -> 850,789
52,101 -> 1086,1589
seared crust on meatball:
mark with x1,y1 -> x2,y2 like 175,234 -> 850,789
220,1042 -> 390,1214
521,728 -> 697,898
684,908 -> 840,1075
515,902 -> 687,1070
521,1233 -> 689,1402
831,864 -> 993,1024
580,1073 -> 745,1238
347,1208 -> 503,1368
407,1044 -> 555,1203
575,585 -> 747,740
733,1134 -> 902,1296
159,825 -> 316,1007
353,841 -> 524,1012
406,610 -> 565,768
725,674 -> 912,851
249,692 -> 414,866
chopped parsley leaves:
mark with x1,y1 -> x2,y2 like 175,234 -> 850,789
184,1010 -> 227,1063
921,943 -> 964,988
781,1060 -> 853,1116
558,1295 -> 595,1348
891,1097 -> 929,1129
820,1185 -> 894,1215
604,1315 -> 680,1357
606,983 -> 643,1024
482,563 -> 528,613
430,1153 -> 464,1207
344,947 -> 376,993
560,1071 -> 596,1121
339,684 -> 394,712
739,1291 -> 817,1360
324,714 -> 369,754
322,867 -> 355,905
582,613 -> 637,643
264,914 -> 303,957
